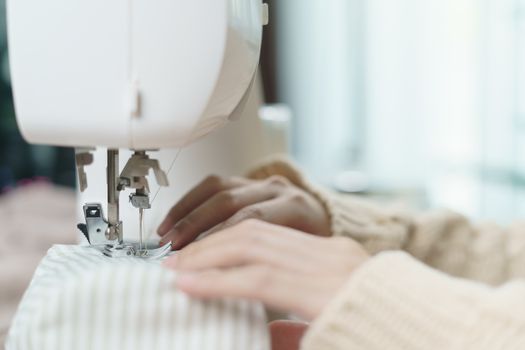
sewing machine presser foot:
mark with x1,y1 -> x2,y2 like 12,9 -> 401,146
77,203 -> 172,260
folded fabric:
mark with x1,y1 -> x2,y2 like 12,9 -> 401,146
6,245 -> 270,350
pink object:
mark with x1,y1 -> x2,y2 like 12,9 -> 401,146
0,184 -> 77,345
269,320 -> 309,350
16,177 -> 51,188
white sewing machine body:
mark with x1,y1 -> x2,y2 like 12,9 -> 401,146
8,0 -> 267,149
7,0 -> 269,258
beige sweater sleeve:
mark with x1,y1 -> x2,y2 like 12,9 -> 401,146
248,157 -> 525,350
301,251 -> 525,350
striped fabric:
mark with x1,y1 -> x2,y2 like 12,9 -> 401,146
6,245 -> 270,350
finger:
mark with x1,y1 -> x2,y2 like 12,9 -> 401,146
175,265 -> 314,318
157,175 -> 250,236
173,232 -> 291,271
205,196 -> 298,235
171,220 -> 322,272
160,183 -> 278,249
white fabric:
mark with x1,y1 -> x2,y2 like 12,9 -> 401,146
6,245 -> 270,350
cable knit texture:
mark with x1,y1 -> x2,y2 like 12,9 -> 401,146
247,156 -> 525,350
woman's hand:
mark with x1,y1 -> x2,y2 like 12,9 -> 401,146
163,220 -> 369,320
158,175 -> 331,249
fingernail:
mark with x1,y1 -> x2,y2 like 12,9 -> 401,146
160,239 -> 175,251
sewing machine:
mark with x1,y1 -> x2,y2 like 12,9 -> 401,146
7,0 -> 269,258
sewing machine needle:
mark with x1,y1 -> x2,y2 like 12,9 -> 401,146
139,208 -> 144,253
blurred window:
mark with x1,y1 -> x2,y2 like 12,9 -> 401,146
275,0 -> 525,223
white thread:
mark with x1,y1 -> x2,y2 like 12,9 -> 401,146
151,148 -> 182,206
146,149 -> 183,242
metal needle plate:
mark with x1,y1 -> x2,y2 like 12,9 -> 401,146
101,241 -> 172,260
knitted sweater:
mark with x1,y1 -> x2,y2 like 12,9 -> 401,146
248,157 -> 525,350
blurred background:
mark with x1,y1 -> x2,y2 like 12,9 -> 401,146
261,0 -> 525,224
1,0 -> 524,344
1,0 -> 525,224
0,0 -> 75,195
